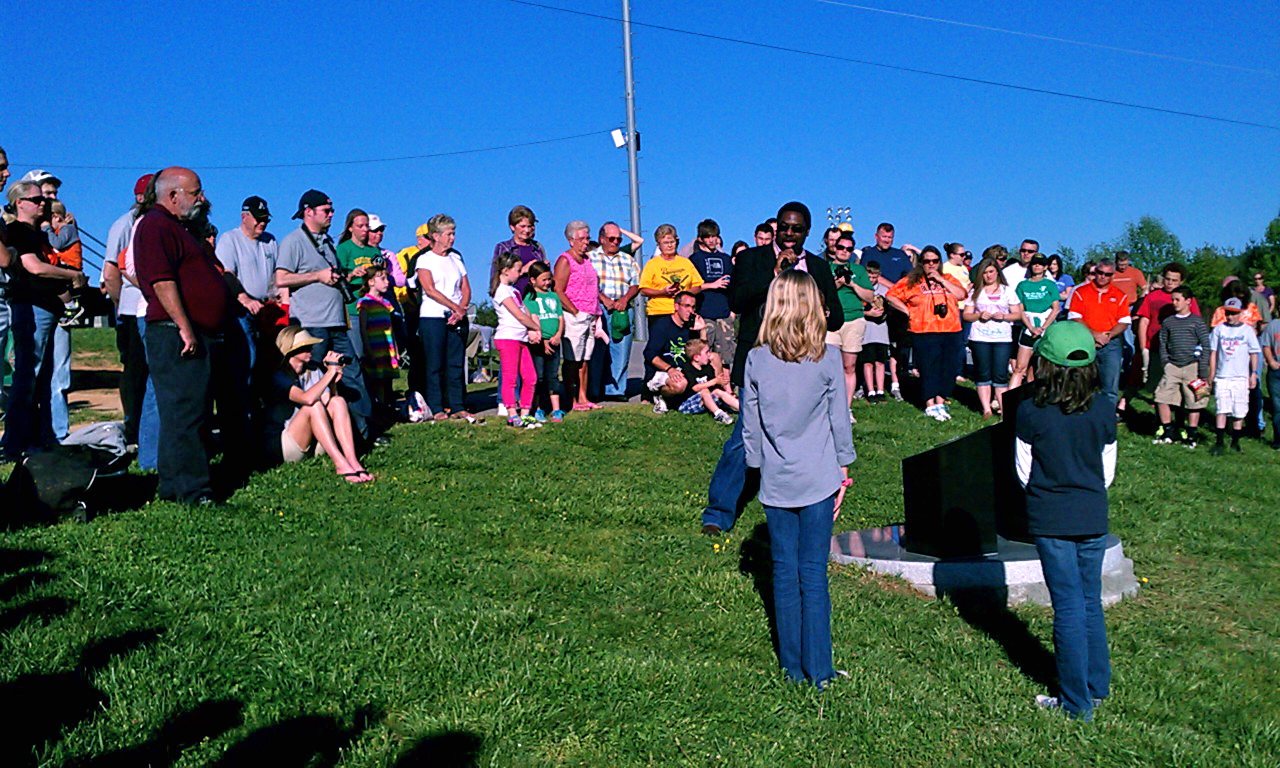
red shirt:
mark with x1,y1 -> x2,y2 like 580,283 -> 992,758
1068,282 -> 1130,333
1134,289 -> 1201,346
134,207 -> 231,333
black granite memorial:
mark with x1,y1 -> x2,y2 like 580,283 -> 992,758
901,386 -> 1033,558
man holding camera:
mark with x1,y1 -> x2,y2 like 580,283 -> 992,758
825,230 -> 877,415
275,189 -> 372,437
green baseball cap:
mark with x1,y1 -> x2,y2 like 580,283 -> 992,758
1034,321 -> 1096,367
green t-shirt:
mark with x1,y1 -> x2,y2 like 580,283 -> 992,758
827,258 -> 873,321
524,291 -> 562,338
1016,277 -> 1058,326
336,240 -> 382,313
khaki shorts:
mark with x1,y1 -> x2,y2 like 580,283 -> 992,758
281,430 -> 307,463
1154,361 -> 1206,410
826,318 -> 867,354
1214,378 -> 1249,419
562,310 -> 597,362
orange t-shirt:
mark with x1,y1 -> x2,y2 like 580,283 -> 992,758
1068,283 -> 1131,333
1110,266 -> 1146,306
1209,303 -> 1262,329
887,273 -> 963,333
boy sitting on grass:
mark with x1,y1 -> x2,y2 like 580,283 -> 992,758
1208,297 -> 1261,455
673,339 -> 738,424
1153,286 -> 1211,447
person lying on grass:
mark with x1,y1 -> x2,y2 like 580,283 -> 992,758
264,326 -> 373,483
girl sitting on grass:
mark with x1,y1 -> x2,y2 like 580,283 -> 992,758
491,252 -> 544,428
265,326 -> 372,483
742,269 -> 856,689
1015,320 -> 1117,721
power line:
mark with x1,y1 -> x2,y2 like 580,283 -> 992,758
15,129 -> 617,172
817,0 -> 1278,78
503,0 -> 1280,132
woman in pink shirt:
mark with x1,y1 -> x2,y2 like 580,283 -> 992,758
554,220 -> 602,411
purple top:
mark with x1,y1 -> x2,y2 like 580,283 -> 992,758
491,237 -> 547,297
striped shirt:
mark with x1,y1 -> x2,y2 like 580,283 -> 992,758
1158,312 -> 1210,378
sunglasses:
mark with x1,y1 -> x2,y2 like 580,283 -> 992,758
1095,270 -> 1114,276
602,236 -> 622,243
776,222 -> 806,234
20,195 -> 47,204
922,258 -> 941,264
834,244 -> 854,252
1019,248 -> 1038,254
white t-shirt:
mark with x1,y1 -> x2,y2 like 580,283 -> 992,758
492,283 -> 529,341
1002,261 -> 1029,292
965,284 -> 1020,343
416,249 -> 467,318
1211,322 -> 1260,379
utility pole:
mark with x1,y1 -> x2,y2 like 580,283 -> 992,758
622,0 -> 646,341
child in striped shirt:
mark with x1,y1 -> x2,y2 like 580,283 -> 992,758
358,266 -> 401,416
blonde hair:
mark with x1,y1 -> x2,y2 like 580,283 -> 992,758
757,270 -> 827,363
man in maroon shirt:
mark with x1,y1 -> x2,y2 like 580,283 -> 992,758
134,167 -> 240,503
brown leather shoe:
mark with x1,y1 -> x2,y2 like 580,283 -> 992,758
701,524 -> 723,537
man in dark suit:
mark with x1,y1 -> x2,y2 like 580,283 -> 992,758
702,201 -> 843,535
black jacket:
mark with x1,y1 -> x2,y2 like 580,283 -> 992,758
728,245 -> 842,388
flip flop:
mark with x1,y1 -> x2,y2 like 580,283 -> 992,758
340,472 -> 369,484
571,403 -> 593,412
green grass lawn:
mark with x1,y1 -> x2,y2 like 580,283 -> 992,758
1,393 -> 1278,766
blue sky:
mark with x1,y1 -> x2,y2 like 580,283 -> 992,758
8,1 -> 1278,283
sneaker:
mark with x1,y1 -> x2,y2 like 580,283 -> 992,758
497,404 -> 508,418
533,409 -> 547,423
890,385 -> 903,401
507,415 -> 524,428
549,409 -> 565,423
853,387 -> 866,400
523,419 -> 542,429
1231,441 -> 1242,453
713,410 -> 734,425
816,669 -> 851,691
1183,429 -> 1199,449
939,405 -> 952,421
1153,426 -> 1172,444
849,411 -> 857,425
1210,442 -> 1225,456
1036,694 -> 1104,712
652,397 -> 668,414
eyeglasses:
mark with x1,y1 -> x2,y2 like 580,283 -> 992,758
776,222 -> 806,234
834,244 -> 853,252
922,258 -> 940,264
19,195 -> 46,204
959,251 -> 972,258
1019,248 -> 1038,254
602,236 -> 622,243
996,255 -> 1008,261
1095,270 -> 1114,276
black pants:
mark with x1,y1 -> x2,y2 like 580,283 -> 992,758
420,317 -> 468,414
116,316 -> 149,445
144,323 -> 214,503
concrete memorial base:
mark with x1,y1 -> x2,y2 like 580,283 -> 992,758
830,525 -> 1139,607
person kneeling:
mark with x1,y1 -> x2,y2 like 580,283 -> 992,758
266,326 -> 373,483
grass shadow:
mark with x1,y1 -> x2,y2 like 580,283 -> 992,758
60,698 -> 244,768
946,589 -> 1056,691
393,730 -> 484,767
737,523 -> 780,659
0,628 -> 165,767
210,704 -> 381,768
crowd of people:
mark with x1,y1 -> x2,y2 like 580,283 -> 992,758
6,158 -> 1278,717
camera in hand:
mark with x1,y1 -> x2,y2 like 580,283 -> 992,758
331,264 -> 356,304
369,254 -> 387,269
833,264 -> 853,282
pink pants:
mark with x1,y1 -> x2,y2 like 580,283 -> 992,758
496,338 -> 536,410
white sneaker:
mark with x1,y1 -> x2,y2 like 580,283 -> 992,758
849,411 -> 857,425
891,385 -> 903,401
713,409 -> 734,425
496,404 -> 508,418
652,398 -> 668,414
939,405 -> 952,421
853,387 -> 865,400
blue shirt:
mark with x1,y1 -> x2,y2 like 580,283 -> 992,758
861,245 -> 912,282
689,248 -> 733,319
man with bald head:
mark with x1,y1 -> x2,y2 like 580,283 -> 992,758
133,167 -> 239,504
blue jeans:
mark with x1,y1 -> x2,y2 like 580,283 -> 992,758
50,325 -> 72,441
0,297 -> 10,394
1095,337 -> 1124,408
138,319 -> 161,471
970,340 -> 1013,387
420,317 -> 469,414
605,324 -> 633,397
2,302 -> 58,456
766,493 -> 837,685
1036,534 -> 1111,720
703,410 -> 758,531
1268,369 -> 1280,445
237,314 -> 258,385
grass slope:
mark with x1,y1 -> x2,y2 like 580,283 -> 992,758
1,396 -> 1278,766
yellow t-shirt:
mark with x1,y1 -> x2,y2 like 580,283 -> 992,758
395,246 -> 421,306
639,255 -> 703,316
942,262 -> 971,293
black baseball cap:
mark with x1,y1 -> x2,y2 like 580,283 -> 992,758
242,196 -> 271,222
292,189 -> 332,219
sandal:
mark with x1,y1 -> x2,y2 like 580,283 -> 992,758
571,403 -> 594,412
450,411 -> 484,424
341,472 -> 370,484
